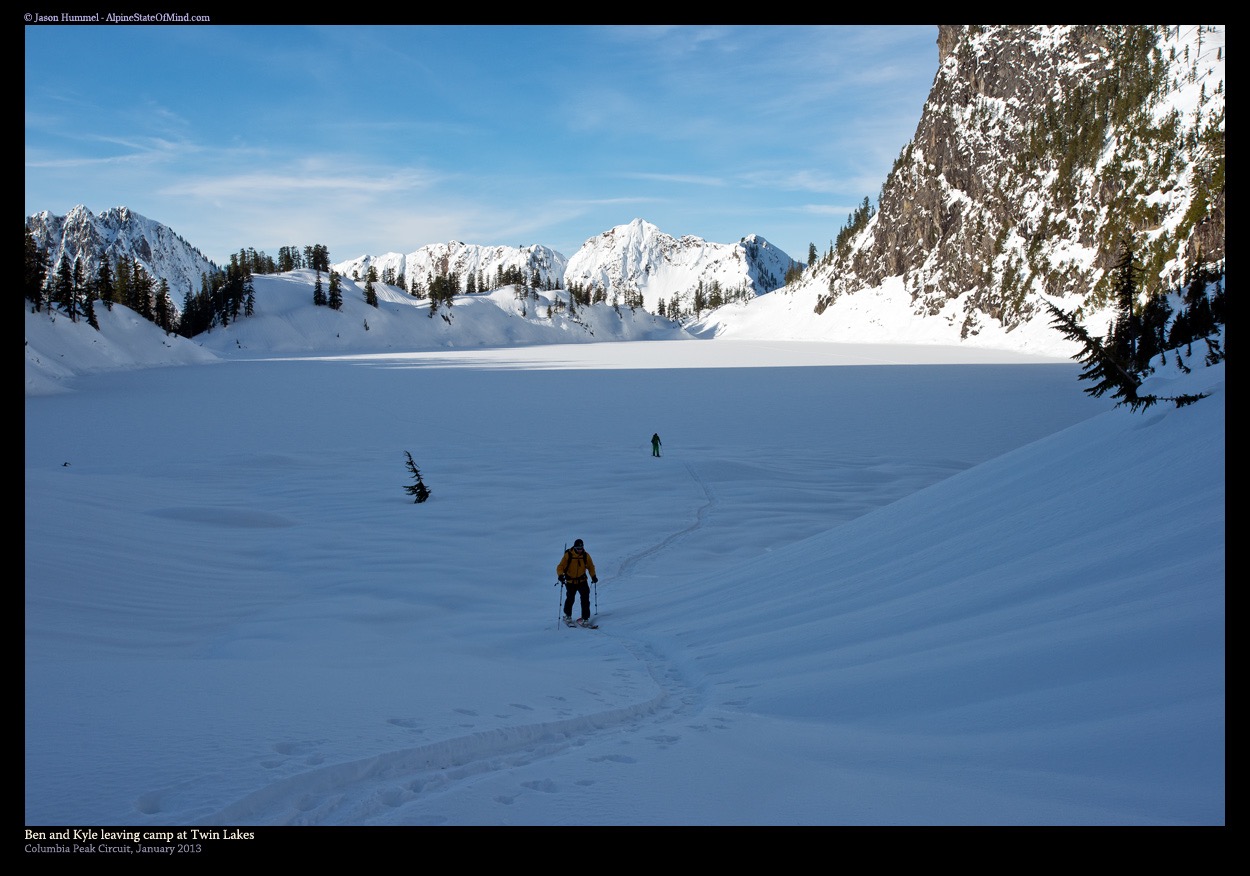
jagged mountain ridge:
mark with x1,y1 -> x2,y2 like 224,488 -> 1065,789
332,242 -> 568,295
25,205 -> 220,301
325,219 -> 796,316
562,219 -> 796,315
804,24 -> 1224,337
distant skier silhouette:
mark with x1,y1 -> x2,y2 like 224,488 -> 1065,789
651,433 -> 662,457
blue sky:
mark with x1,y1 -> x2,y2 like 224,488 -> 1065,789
25,24 -> 937,267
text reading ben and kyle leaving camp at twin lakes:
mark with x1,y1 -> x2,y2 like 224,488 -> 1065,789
25,828 -> 255,854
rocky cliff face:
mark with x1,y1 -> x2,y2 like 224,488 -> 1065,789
811,25 -> 1225,339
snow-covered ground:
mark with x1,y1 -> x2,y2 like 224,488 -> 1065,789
24,282 -> 1224,832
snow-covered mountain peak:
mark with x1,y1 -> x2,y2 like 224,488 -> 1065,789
26,205 -> 220,301
564,218 -> 797,318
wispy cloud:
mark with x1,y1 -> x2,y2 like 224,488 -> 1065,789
163,164 -> 440,200
621,172 -> 726,187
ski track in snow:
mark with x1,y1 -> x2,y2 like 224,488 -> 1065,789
192,643 -> 698,826
614,461 -> 715,579
201,691 -> 673,825
191,462 -> 719,825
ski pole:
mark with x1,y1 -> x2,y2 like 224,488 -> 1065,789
557,543 -> 566,630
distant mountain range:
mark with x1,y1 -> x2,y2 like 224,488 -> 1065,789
26,208 -> 799,321
25,25 -> 1223,356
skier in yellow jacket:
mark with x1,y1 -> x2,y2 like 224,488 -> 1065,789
557,539 -> 598,626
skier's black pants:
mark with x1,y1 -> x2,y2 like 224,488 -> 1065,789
564,577 -> 590,620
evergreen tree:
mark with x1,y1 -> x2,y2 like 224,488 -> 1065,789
229,270 -> 244,321
155,279 -> 174,333
1171,265 -> 1221,345
83,286 -> 100,330
130,258 -> 155,321
179,289 -> 194,332
313,269 -> 326,306
364,267 -> 379,307
1107,243 -> 1140,367
402,451 -> 432,503
328,270 -> 342,310
1134,293 -> 1172,372
154,279 -> 170,332
310,244 -> 330,273
1208,273 -> 1226,329
1045,301 -> 1207,412
96,257 -> 115,311
25,227 -> 49,311
114,257 -> 131,313
708,279 -> 723,310
835,197 -> 876,257
72,255 -> 88,320
54,257 -> 75,320
1046,301 -> 1141,404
